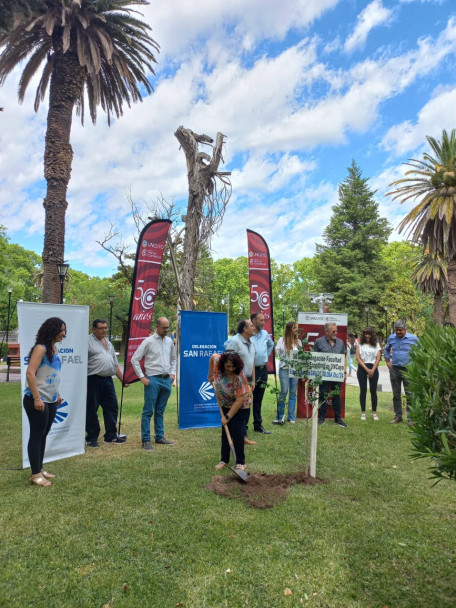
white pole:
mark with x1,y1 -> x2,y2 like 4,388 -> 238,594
310,386 -> 319,478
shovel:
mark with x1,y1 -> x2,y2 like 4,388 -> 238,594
212,384 -> 249,483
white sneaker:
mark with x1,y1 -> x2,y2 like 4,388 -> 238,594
361,413 -> 366,421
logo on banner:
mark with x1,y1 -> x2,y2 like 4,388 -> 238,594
199,381 -> 214,401
134,280 -> 156,310
53,399 -> 69,424
250,284 -> 270,311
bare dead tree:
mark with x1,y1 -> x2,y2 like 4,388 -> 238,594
97,192 -> 183,282
174,125 -> 231,309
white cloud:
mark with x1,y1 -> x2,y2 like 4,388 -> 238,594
381,86 -> 456,157
344,0 -> 394,54
144,0 -> 340,62
0,0 -> 454,275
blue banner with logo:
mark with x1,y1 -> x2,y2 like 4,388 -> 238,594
179,310 -> 227,429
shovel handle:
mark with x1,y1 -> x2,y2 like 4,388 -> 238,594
211,382 -> 238,467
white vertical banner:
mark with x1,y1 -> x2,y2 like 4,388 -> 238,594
18,302 -> 89,469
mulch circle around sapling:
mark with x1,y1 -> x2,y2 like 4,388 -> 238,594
207,471 -> 327,509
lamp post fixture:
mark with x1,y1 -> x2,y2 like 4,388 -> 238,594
365,306 -> 370,326
384,306 -> 388,336
6,286 -> 12,344
56,263 -> 69,304
309,293 -> 334,313
108,294 -> 115,340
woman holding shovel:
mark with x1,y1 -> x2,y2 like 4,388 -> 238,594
208,351 -> 252,472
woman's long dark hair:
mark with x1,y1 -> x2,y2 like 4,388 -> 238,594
359,326 -> 377,346
28,317 -> 66,363
218,351 -> 244,376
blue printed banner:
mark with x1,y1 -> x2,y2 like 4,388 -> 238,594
179,310 -> 227,429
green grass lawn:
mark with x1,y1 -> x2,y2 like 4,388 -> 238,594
1,380 -> 455,608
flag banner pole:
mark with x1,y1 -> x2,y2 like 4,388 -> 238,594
118,220 -> 172,432
246,229 -> 275,374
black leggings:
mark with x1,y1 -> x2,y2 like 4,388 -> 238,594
221,407 -> 249,466
357,364 -> 378,412
23,395 -> 58,474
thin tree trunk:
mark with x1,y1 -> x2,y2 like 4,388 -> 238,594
433,292 -> 443,325
41,51 -> 84,302
448,257 -> 456,325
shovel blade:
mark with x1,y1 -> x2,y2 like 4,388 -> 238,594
230,466 -> 249,483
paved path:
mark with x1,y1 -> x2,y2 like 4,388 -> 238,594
0,364 -> 20,383
345,364 -> 392,392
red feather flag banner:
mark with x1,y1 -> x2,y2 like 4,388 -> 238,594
247,229 -> 275,373
122,220 -> 172,386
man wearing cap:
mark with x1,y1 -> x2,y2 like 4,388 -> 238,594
131,317 -> 176,450
384,320 -> 419,425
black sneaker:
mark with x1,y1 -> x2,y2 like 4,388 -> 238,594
335,419 -> 347,428
86,440 -> 99,448
104,436 -> 126,444
318,418 -> 325,426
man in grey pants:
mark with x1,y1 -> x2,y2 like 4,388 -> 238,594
383,320 -> 419,425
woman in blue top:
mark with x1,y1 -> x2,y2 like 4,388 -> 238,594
23,317 -> 66,487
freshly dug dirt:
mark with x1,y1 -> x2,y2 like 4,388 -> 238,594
207,471 -> 326,509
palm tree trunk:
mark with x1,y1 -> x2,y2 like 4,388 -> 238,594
433,292 -> 443,325
41,51 -> 84,302
448,257 -> 456,325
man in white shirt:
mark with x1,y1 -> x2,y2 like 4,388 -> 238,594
86,318 -> 126,448
131,317 -> 177,451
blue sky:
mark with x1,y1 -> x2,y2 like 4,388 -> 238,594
1,0 -> 455,277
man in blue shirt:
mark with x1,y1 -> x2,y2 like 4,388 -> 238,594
384,320 -> 419,425
250,312 -> 275,434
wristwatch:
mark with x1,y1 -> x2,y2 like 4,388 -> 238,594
225,413 -> 230,421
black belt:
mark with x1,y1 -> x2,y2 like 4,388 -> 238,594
152,373 -> 170,379
255,364 -> 266,369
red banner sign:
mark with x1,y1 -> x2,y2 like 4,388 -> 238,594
123,220 -> 172,385
247,229 -> 275,373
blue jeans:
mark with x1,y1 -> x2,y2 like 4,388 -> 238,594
347,352 -> 356,373
141,375 -> 172,442
277,368 -> 298,421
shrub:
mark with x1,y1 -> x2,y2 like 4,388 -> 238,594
111,338 -> 122,353
406,325 -> 456,482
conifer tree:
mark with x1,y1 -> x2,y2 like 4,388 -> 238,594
314,161 -> 391,330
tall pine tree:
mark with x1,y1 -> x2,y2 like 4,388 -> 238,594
314,161 -> 391,331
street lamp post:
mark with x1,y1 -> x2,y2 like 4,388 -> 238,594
56,263 -> 69,304
365,306 -> 370,326
384,306 -> 388,336
6,286 -> 12,344
109,294 -> 115,340
309,293 -> 334,313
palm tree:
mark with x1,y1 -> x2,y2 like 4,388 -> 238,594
388,129 -> 456,324
0,0 -> 159,302
410,249 -> 447,325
